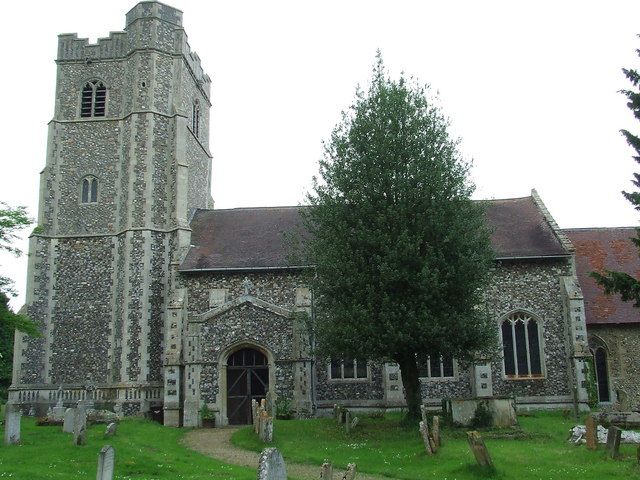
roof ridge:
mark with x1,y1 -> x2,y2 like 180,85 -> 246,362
563,226 -> 638,231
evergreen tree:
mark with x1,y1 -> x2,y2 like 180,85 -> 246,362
304,54 -> 496,420
592,38 -> 640,304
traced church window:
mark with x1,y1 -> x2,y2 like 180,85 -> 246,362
81,80 -> 107,118
501,312 -> 543,378
418,355 -> 455,379
192,101 -> 200,137
329,358 -> 368,380
81,176 -> 98,204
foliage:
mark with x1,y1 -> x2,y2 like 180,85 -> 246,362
0,417 -> 254,479
303,53 -> 496,420
275,397 -> 292,418
583,356 -> 600,410
232,411 -> 640,479
469,401 -> 494,429
592,37 -> 640,303
200,403 -> 216,420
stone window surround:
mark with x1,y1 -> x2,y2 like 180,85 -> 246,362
327,358 -> 370,382
191,100 -> 200,138
498,309 -> 547,381
418,355 -> 458,381
79,175 -> 99,204
588,334 -> 613,404
78,78 -> 109,118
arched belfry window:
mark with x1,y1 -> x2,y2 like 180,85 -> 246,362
81,80 -> 107,118
81,176 -> 98,204
501,312 -> 544,378
192,101 -> 200,137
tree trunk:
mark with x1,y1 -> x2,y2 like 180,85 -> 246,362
395,352 -> 422,421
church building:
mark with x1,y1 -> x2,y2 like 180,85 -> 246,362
9,1 -> 638,426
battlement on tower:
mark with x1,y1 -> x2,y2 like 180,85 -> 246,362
56,1 -> 210,97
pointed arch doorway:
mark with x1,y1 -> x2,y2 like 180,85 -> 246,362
226,347 -> 269,425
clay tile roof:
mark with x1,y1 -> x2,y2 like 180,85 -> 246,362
180,195 -> 569,272
564,227 -> 640,325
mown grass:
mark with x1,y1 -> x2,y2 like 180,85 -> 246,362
0,417 -> 255,479
232,411 -> 640,479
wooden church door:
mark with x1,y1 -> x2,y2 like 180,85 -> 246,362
226,348 -> 269,424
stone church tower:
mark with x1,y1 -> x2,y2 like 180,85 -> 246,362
11,2 -> 212,418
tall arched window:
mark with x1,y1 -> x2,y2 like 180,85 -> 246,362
81,80 -> 107,118
192,101 -> 200,137
501,312 -> 543,378
81,176 -> 98,203
592,346 -> 610,402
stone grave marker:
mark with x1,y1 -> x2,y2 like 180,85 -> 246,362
350,416 -> 359,430
419,421 -> 434,455
257,447 -> 287,480
265,390 -> 277,416
63,408 -> 75,433
341,463 -> 357,480
259,415 -> 273,443
432,415 -> 441,448
585,415 -> 597,450
466,431 -> 494,469
252,399 -> 259,432
345,411 -> 351,434
73,404 -> 88,446
606,426 -> 622,459
420,404 -> 428,423
333,404 -> 341,423
28,406 -> 35,417
96,445 -> 115,480
113,404 -> 123,419
320,461 -> 333,480
105,422 -> 117,437
4,404 -> 21,445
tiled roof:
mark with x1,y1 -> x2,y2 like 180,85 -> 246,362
180,195 -> 569,272
565,227 -> 640,325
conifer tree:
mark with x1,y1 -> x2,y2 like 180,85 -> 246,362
304,54 -> 496,420
592,39 -> 640,304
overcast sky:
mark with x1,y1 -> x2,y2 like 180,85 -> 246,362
1,0 -> 640,308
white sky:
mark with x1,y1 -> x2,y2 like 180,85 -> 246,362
1,0 -> 640,308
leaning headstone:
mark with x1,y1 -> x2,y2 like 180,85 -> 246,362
3,404 -> 21,445
419,421 -> 434,455
585,415 -> 597,450
466,431 -> 494,468
420,404 -> 428,423
257,447 -> 287,480
105,422 -> 117,437
345,410 -> 351,434
432,416 -> 441,448
63,408 -> 75,433
96,445 -> 115,480
73,404 -> 88,446
606,426 -> 622,459
341,463 -> 357,480
320,461 -> 333,480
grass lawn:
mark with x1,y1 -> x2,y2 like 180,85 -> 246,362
0,417 -> 255,480
232,411 -> 640,479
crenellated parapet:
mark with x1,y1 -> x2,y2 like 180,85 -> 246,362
57,32 -> 130,61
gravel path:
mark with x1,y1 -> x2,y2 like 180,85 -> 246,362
182,427 -> 394,480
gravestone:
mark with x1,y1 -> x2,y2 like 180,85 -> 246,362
63,408 -> 75,433
265,390 -> 277,416
259,416 -> 273,443
466,431 -> 494,468
73,404 -> 88,446
420,404 -> 428,423
105,422 -> 117,437
4,404 -> 21,445
333,404 -> 341,423
28,406 -> 35,417
341,463 -> 357,480
585,415 -> 597,450
257,447 -> 287,480
345,411 -> 351,434
252,400 -> 260,433
432,416 -> 441,448
113,404 -> 123,419
96,445 -> 115,480
606,426 -> 622,459
320,461 -> 333,480
419,421 -> 434,455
